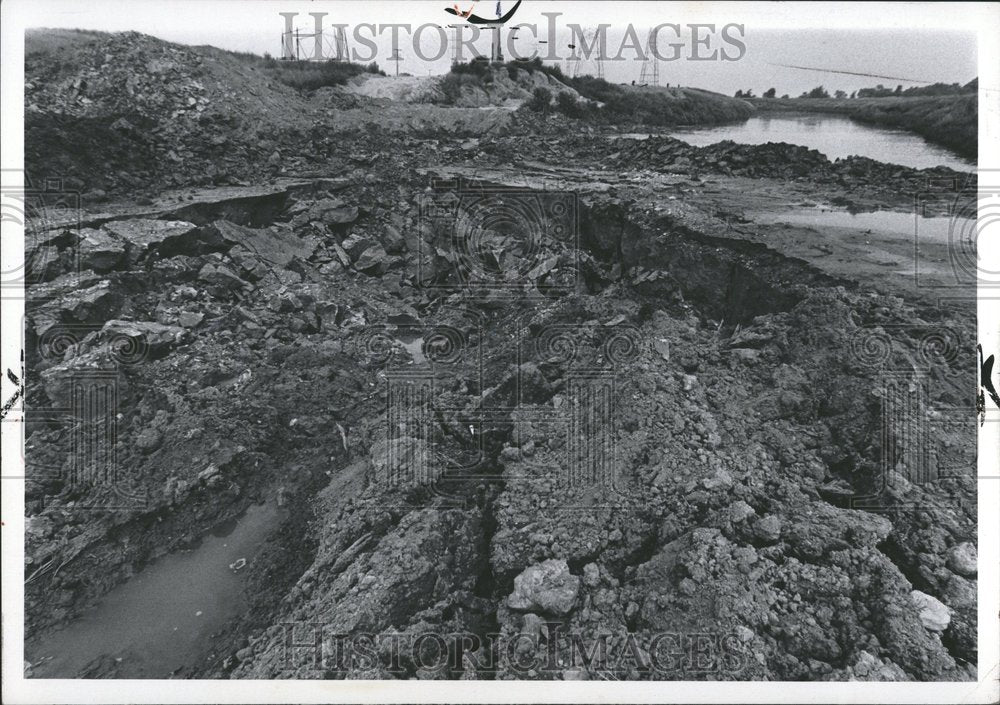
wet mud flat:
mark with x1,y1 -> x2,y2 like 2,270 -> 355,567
22,116 -> 977,681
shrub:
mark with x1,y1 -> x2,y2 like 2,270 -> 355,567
555,91 -> 587,118
803,85 -> 830,99
527,87 -> 552,112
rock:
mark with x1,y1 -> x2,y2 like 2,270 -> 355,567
754,515 -> 782,543
82,188 -> 108,203
28,277 -> 122,337
212,220 -> 315,268
381,225 -> 406,254
101,319 -> 187,358
940,574 -> 976,609
40,356 -> 127,411
726,500 -> 756,523
26,245 -> 64,282
135,427 -> 163,454
102,219 -> 203,261
507,559 -> 580,616
850,650 -> 908,681
177,311 -> 204,328
198,464 -> 222,484
354,244 -> 388,274
702,469 -> 734,491
911,590 -> 951,631
198,262 -> 246,289
582,562 -> 600,588
945,542 -> 977,577
76,228 -> 126,272
520,612 -> 544,640
730,347 -> 760,362
341,233 -> 376,260
319,204 -> 358,226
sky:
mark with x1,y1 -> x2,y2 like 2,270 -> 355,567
14,1 -> 982,97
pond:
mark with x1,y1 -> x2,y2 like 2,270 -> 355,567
668,114 -> 974,171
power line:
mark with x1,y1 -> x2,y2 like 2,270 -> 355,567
767,62 -> 933,84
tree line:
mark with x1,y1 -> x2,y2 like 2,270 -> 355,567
736,78 -> 976,101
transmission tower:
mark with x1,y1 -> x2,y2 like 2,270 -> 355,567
280,24 -> 349,61
638,29 -> 660,86
565,28 -> 604,79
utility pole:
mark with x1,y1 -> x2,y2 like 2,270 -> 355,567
391,48 -> 402,77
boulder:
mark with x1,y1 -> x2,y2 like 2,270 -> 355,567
341,233 -> 376,260
212,220 -> 314,268
354,244 -> 388,275
77,228 -> 126,272
198,262 -> 246,289
101,319 -> 187,358
507,559 -> 580,616
102,219 -> 203,261
911,590 -> 951,631
319,204 -> 358,226
945,542 -> 977,577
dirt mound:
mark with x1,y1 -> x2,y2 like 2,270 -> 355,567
25,30 -> 322,196
339,66 -> 580,108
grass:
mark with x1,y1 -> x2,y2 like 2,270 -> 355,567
258,57 -> 385,91
25,28 -> 111,58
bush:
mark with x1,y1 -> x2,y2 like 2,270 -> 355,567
802,86 -> 830,99
555,91 -> 587,118
527,87 -> 552,113
450,57 -> 491,78
438,72 -> 479,104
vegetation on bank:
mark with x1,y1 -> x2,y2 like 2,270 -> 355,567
744,80 -> 975,101
749,94 -> 977,159
448,57 -> 754,127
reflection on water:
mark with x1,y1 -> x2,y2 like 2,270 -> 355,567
755,207 -> 973,244
669,115 -> 974,171
28,501 -> 279,678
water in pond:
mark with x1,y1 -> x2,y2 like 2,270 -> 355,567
28,501 -> 280,678
668,114 -> 974,172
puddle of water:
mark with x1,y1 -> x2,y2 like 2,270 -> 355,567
754,207 -> 972,244
397,336 -> 426,364
608,133 -> 653,141
667,115 -> 974,171
28,501 -> 280,678
391,325 -> 427,365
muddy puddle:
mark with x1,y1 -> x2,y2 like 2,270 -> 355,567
753,207 -> 972,243
27,501 -> 281,678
